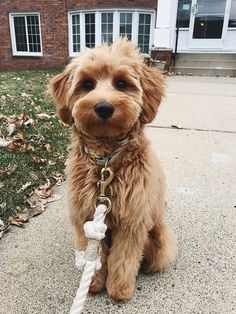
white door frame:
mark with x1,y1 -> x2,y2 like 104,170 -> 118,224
188,0 -> 232,49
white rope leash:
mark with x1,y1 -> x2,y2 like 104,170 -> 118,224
70,204 -> 108,314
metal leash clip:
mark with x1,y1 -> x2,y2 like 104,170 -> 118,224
95,159 -> 114,213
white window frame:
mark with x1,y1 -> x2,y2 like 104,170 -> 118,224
68,9 -> 154,57
9,12 -> 43,57
119,12 -> 133,40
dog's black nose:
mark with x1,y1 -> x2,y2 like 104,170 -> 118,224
94,102 -> 114,120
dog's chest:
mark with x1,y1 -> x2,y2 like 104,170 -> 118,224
67,151 -> 153,230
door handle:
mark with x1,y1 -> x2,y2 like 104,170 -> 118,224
192,3 -> 198,15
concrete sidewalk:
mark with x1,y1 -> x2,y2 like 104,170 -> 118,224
1,76 -> 236,314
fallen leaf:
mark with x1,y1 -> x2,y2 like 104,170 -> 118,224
171,124 -> 183,129
0,138 -> 12,147
43,124 -> 54,130
16,132 -> 24,140
52,173 -> 65,185
10,218 -> 25,228
7,123 -> 16,136
60,121 -> 70,128
37,113 -> 51,120
44,143 -> 51,153
0,114 -> 12,123
17,212 -> 30,222
24,118 -> 34,126
32,157 -> 47,165
21,92 -> 30,97
48,161 -> 56,166
28,203 -> 46,218
17,182 -> 31,193
7,164 -> 17,175
26,192 -> 40,208
35,186 -> 52,199
0,219 -> 11,239
0,169 -> 5,177
29,172 -> 38,180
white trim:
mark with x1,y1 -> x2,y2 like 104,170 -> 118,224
9,12 -> 43,57
132,11 -> 139,43
68,8 -> 155,57
80,13 -> 86,50
113,11 -> 119,41
95,11 -> 101,47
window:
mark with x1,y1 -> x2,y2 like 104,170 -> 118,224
120,13 -> 132,40
85,13 -> 95,48
9,13 -> 42,56
228,0 -> 236,27
69,10 -> 153,56
138,14 -> 151,54
176,0 -> 191,28
72,14 -> 80,53
101,13 -> 113,44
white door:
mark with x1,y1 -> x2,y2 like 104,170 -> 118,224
189,0 -> 230,49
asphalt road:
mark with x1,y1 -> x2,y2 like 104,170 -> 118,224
0,76 -> 236,314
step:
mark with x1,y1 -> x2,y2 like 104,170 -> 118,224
174,59 -> 236,68
171,66 -> 236,76
176,53 -> 236,61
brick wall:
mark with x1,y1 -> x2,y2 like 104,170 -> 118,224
0,0 -> 157,70
66,0 -> 157,10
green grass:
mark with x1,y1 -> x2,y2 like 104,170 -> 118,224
0,70 -> 69,223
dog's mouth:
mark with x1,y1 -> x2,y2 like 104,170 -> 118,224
79,120 -> 129,139
72,96 -> 141,138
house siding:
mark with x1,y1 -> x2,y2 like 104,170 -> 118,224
0,0 -> 157,70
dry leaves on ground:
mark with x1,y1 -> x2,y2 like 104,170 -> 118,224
0,218 -> 10,239
7,176 -> 64,230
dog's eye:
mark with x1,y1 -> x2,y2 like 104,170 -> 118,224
115,80 -> 127,90
82,80 -> 95,90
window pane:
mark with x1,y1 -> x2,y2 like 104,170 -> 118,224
108,13 -> 113,23
102,13 -> 107,23
126,24 -> 132,34
27,15 -> 41,53
108,24 -> 113,33
126,13 -> 132,23
85,13 -> 95,48
193,0 -> 226,38
120,13 -> 126,24
101,13 -> 113,44
102,24 -> 107,33
229,0 -> 236,27
14,16 -> 27,52
144,14 -> 151,24
119,13 -> 132,40
138,13 -> 151,53
139,14 -> 145,24
176,0 -> 191,28
72,14 -> 80,52
120,25 -> 125,34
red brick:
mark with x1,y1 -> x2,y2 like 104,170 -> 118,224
0,0 -> 157,70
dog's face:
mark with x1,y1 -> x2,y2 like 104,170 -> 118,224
49,38 -> 165,138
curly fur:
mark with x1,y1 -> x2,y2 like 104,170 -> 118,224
49,38 -> 177,302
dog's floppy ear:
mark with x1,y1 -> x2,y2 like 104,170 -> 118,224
139,65 -> 165,124
49,67 -> 74,125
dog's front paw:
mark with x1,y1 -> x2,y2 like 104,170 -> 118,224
107,283 -> 133,302
89,271 -> 106,294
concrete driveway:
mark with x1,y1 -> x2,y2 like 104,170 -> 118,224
0,76 -> 236,314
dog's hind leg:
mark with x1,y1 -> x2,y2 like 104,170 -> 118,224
143,224 -> 177,273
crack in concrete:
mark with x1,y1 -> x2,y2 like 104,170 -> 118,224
148,125 -> 236,134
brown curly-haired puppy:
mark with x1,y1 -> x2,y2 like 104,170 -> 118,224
49,38 -> 177,302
